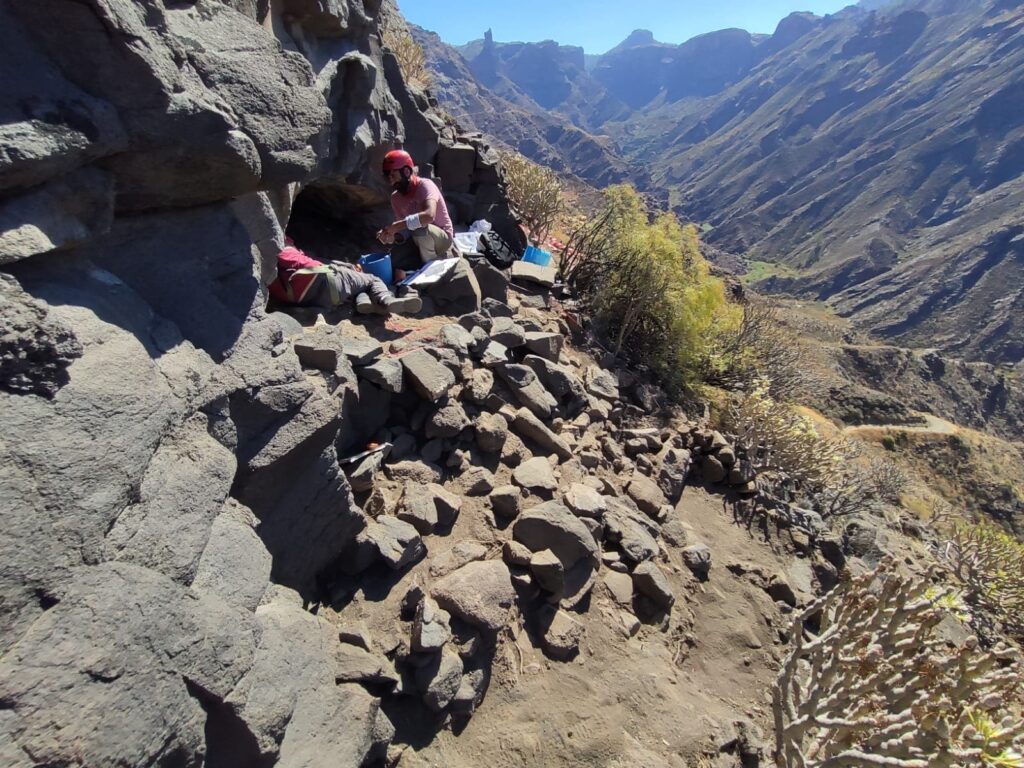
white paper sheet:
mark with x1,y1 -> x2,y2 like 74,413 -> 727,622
408,257 -> 460,286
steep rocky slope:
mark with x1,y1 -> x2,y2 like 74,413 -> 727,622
1,1 -> 1016,766
0,2 -> 840,765
418,0 -> 1024,365
631,0 -> 1024,365
412,26 -> 634,188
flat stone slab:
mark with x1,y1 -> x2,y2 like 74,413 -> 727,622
425,402 -> 470,439
489,317 -> 526,348
539,605 -> 583,660
632,561 -> 675,609
359,358 -> 403,393
511,261 -> 556,288
416,650 -> 464,712
626,471 -> 668,518
412,597 -> 452,653
512,456 -> 558,492
293,339 -> 340,372
564,483 -> 606,519
603,570 -> 634,606
400,348 -> 456,401
439,323 -> 475,356
490,485 -> 522,518
384,460 -> 443,485
603,498 -> 660,564
336,645 -> 399,685
524,331 -> 563,361
343,337 -> 384,366
363,516 -> 425,570
431,560 -> 516,634
428,541 -> 488,579
513,501 -> 598,569
585,365 -> 619,401
510,408 -> 572,460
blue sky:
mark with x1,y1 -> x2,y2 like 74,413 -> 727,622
397,0 -> 855,53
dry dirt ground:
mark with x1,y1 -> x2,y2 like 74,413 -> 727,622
392,486 -> 794,768
306,296 -> 850,767
324,435 -> 803,768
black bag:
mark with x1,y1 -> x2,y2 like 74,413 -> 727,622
479,231 -> 520,270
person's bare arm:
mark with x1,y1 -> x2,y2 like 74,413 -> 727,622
376,198 -> 438,241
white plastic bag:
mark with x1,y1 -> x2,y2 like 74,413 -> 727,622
468,219 -> 492,234
454,231 -> 482,254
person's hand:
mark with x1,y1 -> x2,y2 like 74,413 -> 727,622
394,268 -> 407,282
376,228 -> 395,245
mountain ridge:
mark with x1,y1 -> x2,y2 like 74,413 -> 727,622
417,0 -> 1024,366
413,25 -> 637,187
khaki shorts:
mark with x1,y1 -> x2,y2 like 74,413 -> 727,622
392,224 -> 453,271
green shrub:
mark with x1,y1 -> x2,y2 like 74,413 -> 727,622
560,185 -> 739,394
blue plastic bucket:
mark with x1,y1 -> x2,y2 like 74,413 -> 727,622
522,245 -> 552,267
358,252 -> 393,284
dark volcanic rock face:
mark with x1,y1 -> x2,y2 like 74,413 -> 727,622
0,0 -> 513,764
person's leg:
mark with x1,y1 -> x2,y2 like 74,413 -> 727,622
411,224 -> 453,263
390,237 -> 421,274
342,268 -> 422,316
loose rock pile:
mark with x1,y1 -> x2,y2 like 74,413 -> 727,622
275,267 -> 780,740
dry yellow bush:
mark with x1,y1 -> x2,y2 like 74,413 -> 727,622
943,519 -> 1024,643
382,23 -> 431,89
499,151 -> 564,245
725,380 -> 840,488
726,382 -> 907,519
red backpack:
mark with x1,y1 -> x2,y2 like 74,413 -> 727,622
268,246 -> 338,305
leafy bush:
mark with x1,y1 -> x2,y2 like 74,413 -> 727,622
775,559 -> 1024,767
382,23 -> 432,88
560,185 -> 739,394
499,151 -> 564,245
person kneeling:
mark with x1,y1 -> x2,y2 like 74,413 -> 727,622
376,149 -> 456,278
269,241 -> 420,316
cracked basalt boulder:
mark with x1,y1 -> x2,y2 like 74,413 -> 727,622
0,0 -> 521,762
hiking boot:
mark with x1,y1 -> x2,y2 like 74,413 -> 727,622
354,293 -> 385,315
382,293 -> 422,315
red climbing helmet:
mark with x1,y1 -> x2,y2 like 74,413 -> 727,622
382,149 -> 414,174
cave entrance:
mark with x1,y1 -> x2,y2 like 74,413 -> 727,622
285,182 -> 388,264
